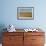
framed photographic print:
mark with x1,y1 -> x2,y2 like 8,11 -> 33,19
17,7 -> 34,20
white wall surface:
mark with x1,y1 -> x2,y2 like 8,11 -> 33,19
0,0 -> 46,30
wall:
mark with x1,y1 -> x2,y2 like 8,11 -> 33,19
0,0 -> 46,29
